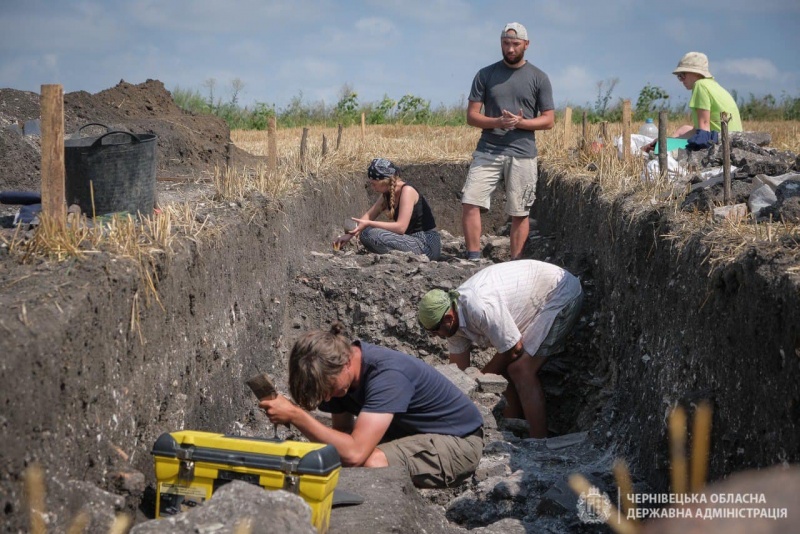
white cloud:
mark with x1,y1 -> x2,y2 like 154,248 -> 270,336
354,17 -> 397,38
716,58 -> 779,80
549,65 -> 596,107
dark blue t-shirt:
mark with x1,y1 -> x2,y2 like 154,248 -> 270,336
319,341 -> 483,440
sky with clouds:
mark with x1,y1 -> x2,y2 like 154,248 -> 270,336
1,0 -> 798,113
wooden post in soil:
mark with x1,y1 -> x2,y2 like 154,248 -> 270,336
336,123 -> 343,150
360,113 -> 366,140
581,111 -> 587,152
563,107 -> 572,149
268,116 -> 277,174
669,405 -> 688,496
658,110 -> 668,181
40,84 -> 66,226
299,127 -> 309,172
721,112 -> 731,205
322,134 -> 328,157
621,100 -> 631,160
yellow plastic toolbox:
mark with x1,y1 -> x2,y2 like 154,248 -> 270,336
152,430 -> 341,533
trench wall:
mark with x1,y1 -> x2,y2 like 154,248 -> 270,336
533,167 -> 800,489
0,179 -> 367,532
1,164 -> 798,531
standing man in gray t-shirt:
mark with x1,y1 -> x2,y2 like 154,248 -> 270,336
463,22 -> 555,261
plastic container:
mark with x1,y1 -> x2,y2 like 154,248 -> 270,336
639,118 -> 658,138
152,430 -> 341,533
64,123 -> 157,217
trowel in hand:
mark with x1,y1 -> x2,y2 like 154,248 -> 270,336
246,373 -> 283,439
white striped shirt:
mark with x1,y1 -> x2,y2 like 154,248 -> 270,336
448,260 -> 582,355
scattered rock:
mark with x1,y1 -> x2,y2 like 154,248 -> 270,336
130,481 -> 315,534
476,373 -> 507,395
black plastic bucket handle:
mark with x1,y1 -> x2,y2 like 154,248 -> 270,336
90,130 -> 142,147
73,123 -> 142,146
75,123 -> 110,136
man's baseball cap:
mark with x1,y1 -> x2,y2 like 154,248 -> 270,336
502,22 -> 528,41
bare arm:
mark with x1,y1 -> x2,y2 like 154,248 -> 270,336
260,395 -> 392,466
467,100 -> 502,130
353,187 -> 418,234
482,339 -> 525,376
449,350 -> 471,370
695,108 -> 711,131
467,101 -> 555,132
514,108 -> 555,132
335,196 -> 385,246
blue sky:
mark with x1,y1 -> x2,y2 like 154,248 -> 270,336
1,0 -> 798,112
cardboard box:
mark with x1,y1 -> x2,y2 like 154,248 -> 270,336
152,431 -> 341,533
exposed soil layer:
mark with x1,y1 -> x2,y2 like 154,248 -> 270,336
0,81 -> 798,532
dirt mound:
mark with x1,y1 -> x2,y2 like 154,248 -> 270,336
0,79 -> 263,198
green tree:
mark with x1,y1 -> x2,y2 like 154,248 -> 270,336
397,94 -> 430,124
367,95 -> 397,124
635,83 -> 669,120
334,84 -> 360,125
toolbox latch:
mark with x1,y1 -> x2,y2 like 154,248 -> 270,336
176,446 -> 196,482
281,457 -> 300,494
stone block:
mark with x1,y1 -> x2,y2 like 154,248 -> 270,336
476,373 -> 507,394
536,479 -> 577,517
713,203 -> 747,223
435,363 -> 477,397
546,431 -> 588,450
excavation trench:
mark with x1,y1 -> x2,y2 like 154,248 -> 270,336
0,162 -> 798,533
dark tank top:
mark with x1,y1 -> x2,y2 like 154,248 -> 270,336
385,184 -> 436,235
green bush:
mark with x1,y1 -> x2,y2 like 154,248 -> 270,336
171,80 -> 799,130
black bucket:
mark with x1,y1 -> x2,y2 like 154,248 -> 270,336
64,123 -> 157,217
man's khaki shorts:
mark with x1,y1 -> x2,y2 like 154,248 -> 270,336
461,152 -> 538,216
378,429 -> 484,488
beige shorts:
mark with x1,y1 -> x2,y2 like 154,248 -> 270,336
461,152 -> 538,216
377,429 -> 484,488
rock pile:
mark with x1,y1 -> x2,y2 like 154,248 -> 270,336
675,132 -> 800,222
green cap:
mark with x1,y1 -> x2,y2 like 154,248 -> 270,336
418,289 -> 459,330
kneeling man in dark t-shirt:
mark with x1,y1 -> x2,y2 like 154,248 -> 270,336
259,322 -> 484,488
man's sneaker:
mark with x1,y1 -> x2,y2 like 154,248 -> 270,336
465,251 -> 481,261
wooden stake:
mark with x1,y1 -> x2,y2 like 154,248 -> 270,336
563,107 -> 572,148
40,84 -> 66,226
322,133 -> 328,157
613,459 -> 636,516
690,401 -> 713,492
299,127 -> 309,172
360,112 -> 366,140
658,110 -> 668,181
621,100 -> 631,160
721,112 -> 731,205
669,405 -> 688,496
268,116 -> 277,174
600,121 -> 608,142
581,111 -> 588,152
336,123 -> 343,150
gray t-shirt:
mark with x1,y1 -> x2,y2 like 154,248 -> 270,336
468,60 -> 554,157
319,341 -> 483,441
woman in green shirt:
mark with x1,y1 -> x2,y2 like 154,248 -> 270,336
672,51 -> 743,148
